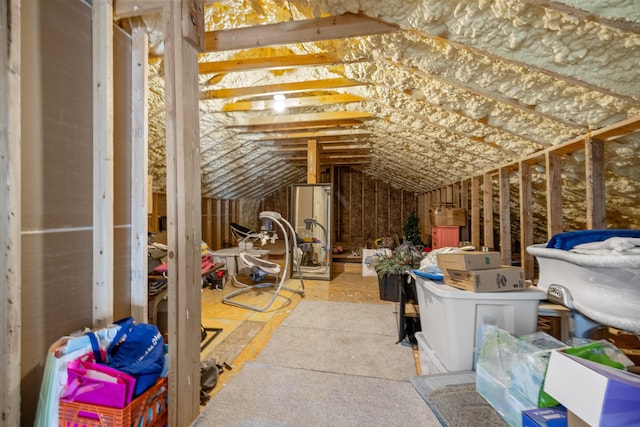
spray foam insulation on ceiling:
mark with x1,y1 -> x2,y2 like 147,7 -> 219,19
146,0 -> 640,231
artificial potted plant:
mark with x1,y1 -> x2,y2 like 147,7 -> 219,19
373,250 -> 423,302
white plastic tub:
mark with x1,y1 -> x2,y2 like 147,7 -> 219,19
527,244 -> 640,333
414,276 -> 546,372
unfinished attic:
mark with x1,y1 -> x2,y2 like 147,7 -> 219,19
2,0 -> 640,425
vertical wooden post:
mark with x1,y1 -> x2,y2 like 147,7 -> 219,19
460,179 -> 470,242
519,162 -> 534,280
215,199 -> 222,248
585,138 -> 605,229
1,0 -> 21,423
498,168 -> 511,265
445,185 -> 453,205
92,0 -> 115,327
546,152 -> 563,239
483,173 -> 494,250
164,0 -> 204,424
307,138 -> 319,183
471,177 -> 481,249
130,20 -> 149,322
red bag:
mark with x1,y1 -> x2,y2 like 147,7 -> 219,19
61,359 -> 136,408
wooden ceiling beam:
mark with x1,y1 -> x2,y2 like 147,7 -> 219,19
113,0 -> 163,19
201,77 -> 365,100
231,119 -> 364,133
221,93 -> 365,112
258,137 -> 366,146
228,111 -> 373,127
242,129 -> 371,141
198,53 -> 364,74
204,12 -> 400,52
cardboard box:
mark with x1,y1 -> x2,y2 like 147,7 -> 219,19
522,407 -> 568,427
447,208 -> 466,226
437,251 -> 502,272
430,207 -> 467,226
544,351 -> 640,427
443,266 -> 526,292
430,207 -> 449,226
567,411 -> 589,427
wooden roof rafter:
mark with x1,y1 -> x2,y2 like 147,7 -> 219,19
198,53 -> 367,75
200,77 -> 366,100
220,93 -> 365,112
240,129 -> 371,141
203,12 -> 401,52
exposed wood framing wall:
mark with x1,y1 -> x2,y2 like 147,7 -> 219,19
163,1 -> 204,423
202,198 -> 240,249
418,116 -> 639,281
1,0 -> 21,424
151,193 -> 240,251
256,167 -> 420,249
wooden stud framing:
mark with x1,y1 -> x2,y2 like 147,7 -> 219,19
546,152 -> 563,239
483,173 -> 494,250
519,162 -> 534,280
585,138 -> 606,229
215,199 -> 222,248
498,168 -> 512,265
471,177 -> 481,249
307,138 -> 320,183
129,20 -> 149,322
460,179 -> 470,242
1,0 -> 21,423
164,0 -> 204,424
93,0 -> 115,327
445,185 -> 453,205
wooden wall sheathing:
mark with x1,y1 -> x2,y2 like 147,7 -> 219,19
350,170 -> 363,245
375,181 -> 390,242
388,186 -> 403,237
114,23 -> 133,322
336,166 -> 351,243
20,0 -> 95,423
362,175 -> 377,244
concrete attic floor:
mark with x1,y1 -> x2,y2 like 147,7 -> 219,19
198,257 -> 421,405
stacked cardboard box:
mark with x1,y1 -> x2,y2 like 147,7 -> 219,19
430,207 -> 466,226
436,251 -> 526,292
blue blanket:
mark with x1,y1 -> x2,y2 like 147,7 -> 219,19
547,229 -> 640,251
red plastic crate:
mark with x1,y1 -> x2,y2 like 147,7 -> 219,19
59,376 -> 167,427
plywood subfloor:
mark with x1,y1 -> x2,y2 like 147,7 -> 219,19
199,267 -> 419,403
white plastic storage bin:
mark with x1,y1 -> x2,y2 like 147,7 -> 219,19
414,276 -> 546,372
415,332 -> 448,375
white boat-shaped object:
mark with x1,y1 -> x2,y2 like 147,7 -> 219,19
527,244 -> 640,333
